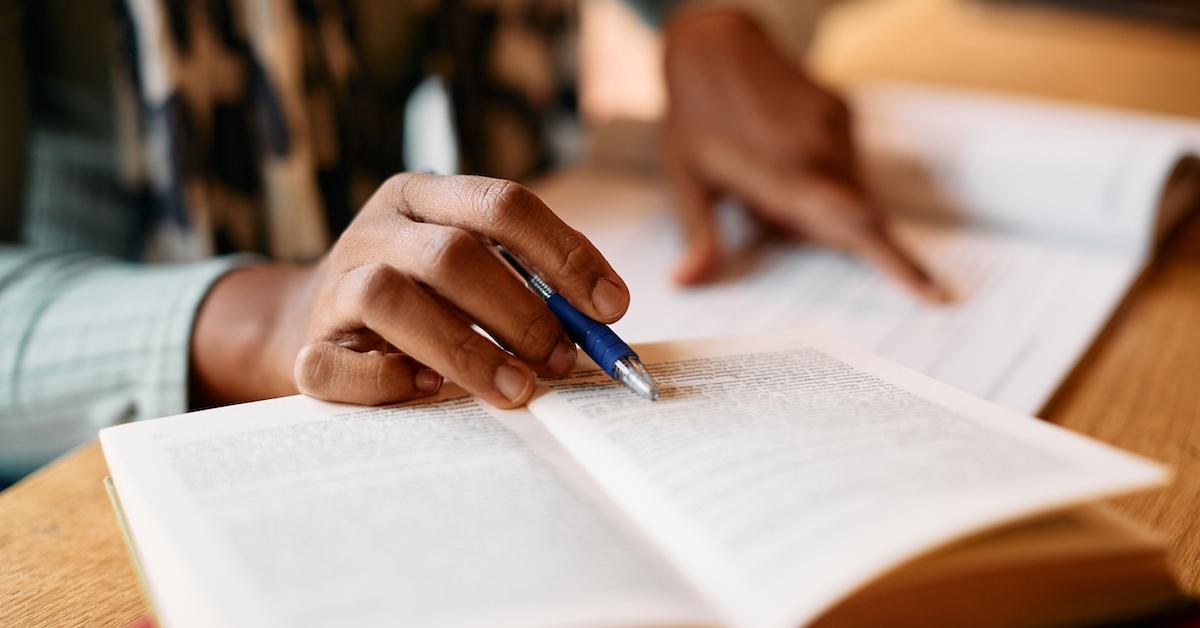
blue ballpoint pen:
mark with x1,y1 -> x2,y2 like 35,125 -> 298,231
496,246 -> 660,401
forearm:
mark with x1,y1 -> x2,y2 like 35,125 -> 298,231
190,263 -> 314,407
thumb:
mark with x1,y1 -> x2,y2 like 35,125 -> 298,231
665,149 -> 722,285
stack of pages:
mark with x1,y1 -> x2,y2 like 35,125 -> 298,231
103,84 -> 1199,627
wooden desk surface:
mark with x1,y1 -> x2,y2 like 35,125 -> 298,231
4,2 -> 1200,626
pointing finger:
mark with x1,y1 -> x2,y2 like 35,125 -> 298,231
665,147 -> 722,285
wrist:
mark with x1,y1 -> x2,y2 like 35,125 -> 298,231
190,263 -> 315,407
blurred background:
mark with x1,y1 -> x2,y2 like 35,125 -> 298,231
569,0 -> 1200,172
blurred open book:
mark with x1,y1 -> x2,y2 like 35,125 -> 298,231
571,83 -> 1200,415
102,332 -> 1187,628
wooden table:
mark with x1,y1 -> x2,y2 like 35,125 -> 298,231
4,1 -> 1200,626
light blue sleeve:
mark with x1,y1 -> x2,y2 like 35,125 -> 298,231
0,249 -> 254,480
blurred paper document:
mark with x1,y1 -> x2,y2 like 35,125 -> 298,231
553,84 -> 1200,415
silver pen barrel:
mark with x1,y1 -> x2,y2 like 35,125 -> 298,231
497,246 -> 553,299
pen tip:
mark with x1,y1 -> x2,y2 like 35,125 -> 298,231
615,356 -> 660,401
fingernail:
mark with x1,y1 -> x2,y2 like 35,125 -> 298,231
591,278 -> 628,320
416,368 -> 443,392
547,340 -> 577,375
494,362 -> 533,402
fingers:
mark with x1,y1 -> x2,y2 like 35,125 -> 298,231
846,226 -> 951,303
379,172 -> 630,323
337,263 -> 537,408
804,91 -> 859,183
294,342 -> 443,405
750,173 -> 949,302
665,146 -> 722,286
401,222 -> 577,376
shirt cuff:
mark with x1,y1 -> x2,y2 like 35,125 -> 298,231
0,251 -> 259,479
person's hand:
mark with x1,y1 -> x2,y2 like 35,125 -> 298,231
662,8 -> 945,301
191,173 -> 630,409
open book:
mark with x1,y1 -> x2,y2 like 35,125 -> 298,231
556,83 -> 1200,415
101,332 -> 1182,628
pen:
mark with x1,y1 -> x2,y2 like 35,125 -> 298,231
496,246 -> 660,401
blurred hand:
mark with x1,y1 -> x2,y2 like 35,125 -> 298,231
662,9 -> 944,300
192,174 -> 630,409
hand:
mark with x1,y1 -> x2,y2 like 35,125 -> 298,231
662,9 -> 945,300
191,174 -> 630,409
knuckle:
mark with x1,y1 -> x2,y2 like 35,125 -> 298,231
357,262 -> 399,300
422,228 -> 479,280
475,178 -> 531,229
382,172 -> 407,195
553,229 -> 593,277
346,262 -> 407,315
446,332 -> 492,378
382,172 -> 415,208
515,311 -> 561,359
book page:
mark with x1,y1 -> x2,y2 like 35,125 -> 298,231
523,332 -> 1166,628
853,84 -> 1200,256
100,392 -> 708,628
